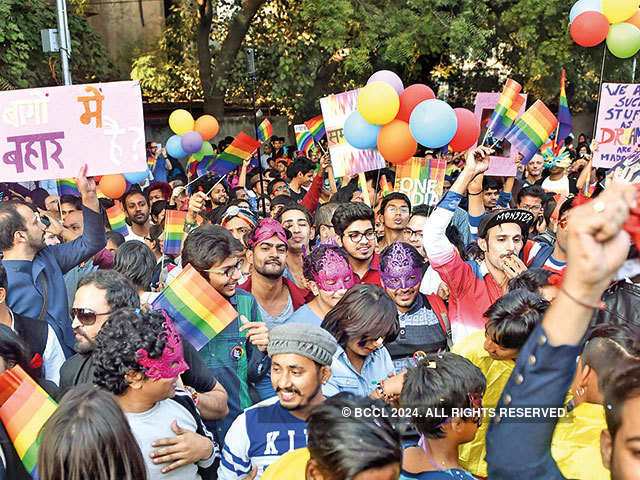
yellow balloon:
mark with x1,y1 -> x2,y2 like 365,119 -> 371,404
357,81 -> 400,125
169,109 -> 195,135
602,0 -> 639,24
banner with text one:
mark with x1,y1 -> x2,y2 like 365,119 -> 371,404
0,80 -> 146,182
394,157 -> 446,206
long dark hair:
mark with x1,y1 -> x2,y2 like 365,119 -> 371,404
0,324 -> 38,378
38,384 -> 147,480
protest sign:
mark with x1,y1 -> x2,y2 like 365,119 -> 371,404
394,157 -> 446,206
319,89 -> 385,177
1,81 -> 146,182
593,83 -> 640,169
474,92 -> 527,176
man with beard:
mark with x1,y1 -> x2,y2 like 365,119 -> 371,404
239,219 -> 308,328
210,178 -> 230,208
0,166 -> 105,356
376,192 -> 411,253
218,323 -> 336,480
379,242 -> 449,372
122,186 -> 152,242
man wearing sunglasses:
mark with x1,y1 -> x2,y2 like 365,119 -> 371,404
0,166 -> 105,357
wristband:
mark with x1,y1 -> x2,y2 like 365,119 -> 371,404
468,191 -> 482,196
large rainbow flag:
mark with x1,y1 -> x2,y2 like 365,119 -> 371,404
257,118 -> 273,142
557,69 -> 573,146
106,204 -> 129,236
0,365 -> 57,478
56,178 -> 80,197
201,133 -> 261,176
163,210 -> 187,255
304,115 -> 326,142
485,79 -> 522,141
505,100 -> 558,164
394,157 -> 446,206
151,264 -> 238,350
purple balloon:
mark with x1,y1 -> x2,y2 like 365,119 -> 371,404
367,70 -> 404,95
181,131 -> 204,155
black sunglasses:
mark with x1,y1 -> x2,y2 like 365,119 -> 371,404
70,308 -> 111,326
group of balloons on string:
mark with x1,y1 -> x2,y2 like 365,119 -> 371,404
97,110 -> 220,199
570,0 -> 640,58
343,70 -> 481,165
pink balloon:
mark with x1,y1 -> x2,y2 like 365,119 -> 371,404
449,108 -> 481,152
396,84 -> 436,122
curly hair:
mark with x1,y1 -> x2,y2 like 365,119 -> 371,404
93,309 -> 168,395
303,245 -> 350,282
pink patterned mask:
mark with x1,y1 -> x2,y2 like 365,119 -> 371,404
315,249 -> 355,292
381,243 -> 422,290
247,218 -> 289,248
136,316 -> 189,381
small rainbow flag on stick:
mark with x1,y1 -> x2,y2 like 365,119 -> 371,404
294,125 -> 314,155
485,79 -> 522,142
56,178 -> 80,197
106,204 -> 129,236
304,115 -> 326,142
257,118 -> 273,142
492,94 -> 525,141
152,264 -> 239,350
163,210 -> 187,255
556,69 -> 573,147
0,365 -> 58,478
380,174 -> 393,197
505,100 -> 559,165
204,132 -> 261,176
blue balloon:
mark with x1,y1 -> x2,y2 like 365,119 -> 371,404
343,111 -> 383,149
569,0 -> 602,23
166,134 -> 187,159
409,99 -> 458,148
123,171 -> 148,184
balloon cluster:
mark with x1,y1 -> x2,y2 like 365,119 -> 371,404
166,109 -> 219,162
344,71 -> 480,164
570,0 -> 640,58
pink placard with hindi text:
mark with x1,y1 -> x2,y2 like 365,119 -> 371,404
0,81 -> 146,182
473,92 -> 527,177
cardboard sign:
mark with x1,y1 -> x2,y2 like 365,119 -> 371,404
0,81 -> 146,182
593,83 -> 640,169
394,157 -> 446,206
319,89 -> 386,177
474,92 -> 527,176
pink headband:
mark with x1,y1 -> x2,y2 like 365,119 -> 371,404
247,218 -> 289,248
136,312 -> 189,381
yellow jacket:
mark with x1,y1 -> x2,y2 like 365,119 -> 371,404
261,447 -> 309,480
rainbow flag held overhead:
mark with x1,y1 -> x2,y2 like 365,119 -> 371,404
295,128 -> 314,155
203,133 -> 261,176
557,69 -> 573,146
492,94 -> 526,141
152,264 -> 239,350
56,178 -> 80,197
186,155 -> 200,177
486,79 -> 522,140
304,115 -> 326,142
0,365 -> 58,478
505,100 -> 559,165
394,157 -> 447,206
257,118 -> 273,142
163,210 -> 187,255
106,204 -> 128,236
380,174 -> 393,197
195,155 -> 218,177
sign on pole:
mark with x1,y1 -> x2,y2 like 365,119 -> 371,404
394,157 -> 446,206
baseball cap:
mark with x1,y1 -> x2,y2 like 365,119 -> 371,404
477,209 -> 535,239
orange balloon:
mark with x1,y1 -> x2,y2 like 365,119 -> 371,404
376,120 -> 417,165
194,115 -> 220,141
626,9 -> 640,30
99,174 -> 127,199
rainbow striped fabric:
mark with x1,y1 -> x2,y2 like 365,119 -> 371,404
380,174 -> 393,197
295,130 -> 314,155
304,115 -> 326,142
486,79 -> 522,140
492,94 -> 525,140
56,178 -> 80,197
257,119 -> 273,142
106,204 -> 129,236
394,157 -> 447,206
557,69 -> 573,146
505,100 -> 559,164
163,210 -> 187,255
202,133 -> 261,176
151,264 -> 239,350
0,365 -> 58,478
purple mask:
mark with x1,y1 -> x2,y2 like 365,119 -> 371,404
380,243 -> 422,290
315,248 -> 356,292
136,314 -> 189,381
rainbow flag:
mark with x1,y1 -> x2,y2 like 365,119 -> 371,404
195,155 -> 218,177
151,264 -> 239,350
295,130 -> 314,155
204,133 -> 261,176
380,174 -> 393,197
492,94 -> 525,140
56,178 -> 80,197
106,204 -> 129,236
257,118 -> 273,142
505,100 -> 558,165
486,79 -> 522,140
557,69 -> 573,146
0,365 -> 57,477
304,115 -> 326,142
147,156 -> 155,170
394,157 -> 446,206
163,210 -> 187,255
186,155 -> 200,177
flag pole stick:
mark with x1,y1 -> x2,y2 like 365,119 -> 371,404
205,175 -> 226,197
592,44 -> 607,141
160,214 -> 168,284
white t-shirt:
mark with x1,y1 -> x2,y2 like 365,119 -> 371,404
541,176 -> 570,196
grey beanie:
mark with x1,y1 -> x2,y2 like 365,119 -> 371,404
267,323 -> 337,366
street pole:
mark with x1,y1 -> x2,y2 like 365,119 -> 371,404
56,0 -> 72,85
247,47 -> 266,217
633,56 -> 637,84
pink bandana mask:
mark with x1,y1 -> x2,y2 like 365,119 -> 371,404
315,248 -> 356,292
380,243 -> 422,290
247,218 -> 289,248
136,314 -> 189,381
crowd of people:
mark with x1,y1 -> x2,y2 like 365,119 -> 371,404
0,130 -> 639,480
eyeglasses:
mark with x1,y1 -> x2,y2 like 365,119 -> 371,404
70,308 -> 112,326
344,229 -> 376,243
386,206 -> 410,214
204,260 -> 244,278
521,204 -> 543,212
403,227 -> 423,239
